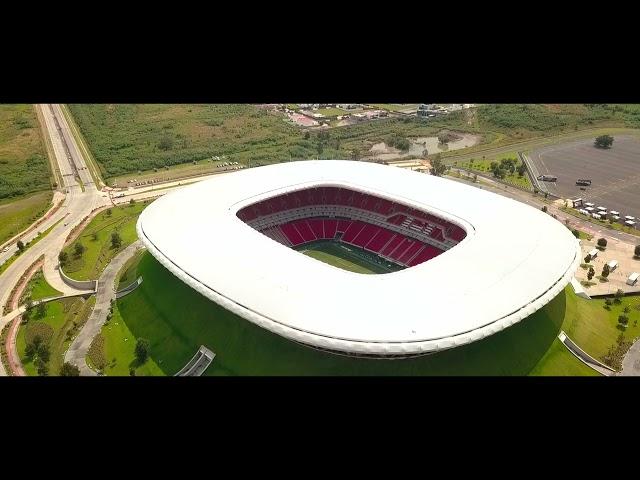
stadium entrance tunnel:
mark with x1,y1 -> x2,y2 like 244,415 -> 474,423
236,185 -> 467,273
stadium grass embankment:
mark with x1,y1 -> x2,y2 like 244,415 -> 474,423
92,252 -> 598,376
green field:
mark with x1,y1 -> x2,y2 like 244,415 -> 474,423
17,296 -> 95,376
457,151 -> 533,189
0,104 -> 52,200
369,104 -> 420,113
88,252 -> 607,376
314,108 -> 347,117
0,216 -> 64,277
296,241 -> 399,274
24,269 -> 62,301
60,201 -> 149,280
0,191 -> 53,245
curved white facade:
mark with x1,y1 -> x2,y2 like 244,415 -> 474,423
137,160 -> 580,356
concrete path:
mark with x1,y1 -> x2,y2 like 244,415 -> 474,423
65,240 -> 143,376
619,338 -> 640,376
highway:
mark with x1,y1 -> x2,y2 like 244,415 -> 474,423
0,104 -> 109,376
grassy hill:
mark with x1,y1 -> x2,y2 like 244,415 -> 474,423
91,252 -> 597,376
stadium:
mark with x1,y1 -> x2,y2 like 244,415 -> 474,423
137,160 -> 581,358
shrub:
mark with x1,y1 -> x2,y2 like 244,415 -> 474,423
135,338 -> 151,363
597,237 -> 607,248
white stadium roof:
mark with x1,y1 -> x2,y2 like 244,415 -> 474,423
137,160 -> 580,356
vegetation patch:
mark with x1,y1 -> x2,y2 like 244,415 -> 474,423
0,105 -> 52,200
17,296 -> 95,376
0,191 -> 53,245
59,201 -> 148,280
87,333 -> 106,371
25,322 -> 54,346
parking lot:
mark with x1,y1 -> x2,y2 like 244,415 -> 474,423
530,135 -> 640,219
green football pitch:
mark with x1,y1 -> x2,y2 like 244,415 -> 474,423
296,240 -> 401,274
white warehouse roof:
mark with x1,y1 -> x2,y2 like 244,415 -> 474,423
137,160 -> 580,356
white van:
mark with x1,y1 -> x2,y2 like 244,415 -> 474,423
627,272 -> 639,286
607,260 -> 618,271
588,248 -> 599,259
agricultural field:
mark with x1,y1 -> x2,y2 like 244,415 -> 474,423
0,191 -> 53,245
90,252 -> 602,376
60,201 -> 149,280
17,296 -> 95,376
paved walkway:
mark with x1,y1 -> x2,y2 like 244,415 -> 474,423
65,241 -> 143,376
619,339 -> 640,376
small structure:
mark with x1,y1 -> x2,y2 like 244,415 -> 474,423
607,260 -> 618,271
627,272 -> 639,286
588,248 -> 599,259
610,210 -> 620,216
175,346 -> 216,376
585,202 -> 595,208
625,220 -> 636,228
597,206 -> 607,212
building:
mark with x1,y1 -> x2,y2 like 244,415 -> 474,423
138,160 -> 580,357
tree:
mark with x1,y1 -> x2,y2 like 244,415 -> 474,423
36,301 -> 46,319
111,231 -> 122,249
615,289 -> 624,303
36,359 -> 49,376
618,314 -> 629,327
135,338 -> 151,363
430,155 -> 447,177
624,305 -> 631,314
602,263 -> 610,278
584,253 -> 592,264
594,135 -> 614,149
106,208 -> 112,217
587,266 -> 595,281
16,240 -> 25,252
572,229 -> 580,238
303,130 -> 310,140
58,251 -> 68,265
129,198 -> 135,206
60,362 -> 80,376
74,242 -> 85,257
437,132 -> 451,145
541,206 -> 548,213
635,245 -> 640,257
517,163 -> 527,177
597,237 -> 607,248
